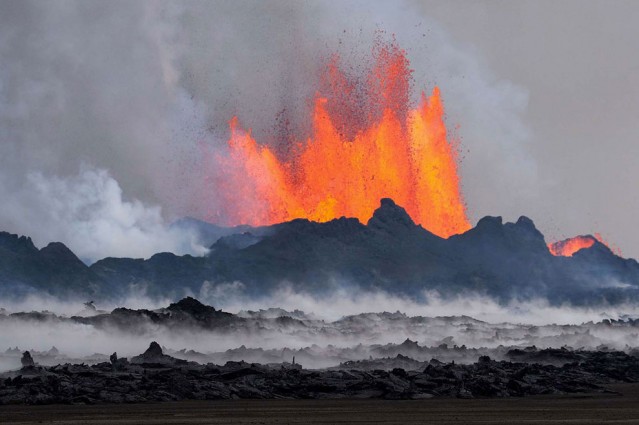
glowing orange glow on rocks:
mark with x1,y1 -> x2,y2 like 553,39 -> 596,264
214,40 -> 471,238
548,236 -> 596,257
548,233 -> 620,257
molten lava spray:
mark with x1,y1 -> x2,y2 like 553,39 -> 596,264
214,40 -> 470,238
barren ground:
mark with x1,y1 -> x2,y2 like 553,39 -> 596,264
2,384 -> 639,425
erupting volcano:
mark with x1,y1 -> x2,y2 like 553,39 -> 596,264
207,38 -> 618,252
212,40 -> 470,238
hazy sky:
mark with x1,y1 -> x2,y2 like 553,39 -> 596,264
0,0 -> 638,260
418,0 -> 639,253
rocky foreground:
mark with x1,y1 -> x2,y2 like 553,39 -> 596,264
2,343 -> 639,404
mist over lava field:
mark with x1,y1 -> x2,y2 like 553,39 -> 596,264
2,2 -> 639,398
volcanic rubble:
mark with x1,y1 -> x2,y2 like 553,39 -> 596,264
4,297 -> 639,404
2,342 -> 639,404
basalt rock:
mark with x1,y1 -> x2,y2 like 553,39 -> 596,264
109,352 -> 129,370
1,347 -> 638,405
20,351 -> 34,368
131,342 -> 187,366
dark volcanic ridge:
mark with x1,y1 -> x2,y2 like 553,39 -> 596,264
2,341 -> 638,404
1,198 -> 638,306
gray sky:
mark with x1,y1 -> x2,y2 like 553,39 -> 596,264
418,0 -> 639,254
0,0 -> 638,260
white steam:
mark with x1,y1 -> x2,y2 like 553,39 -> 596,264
194,283 -> 639,326
0,166 -> 208,262
4,283 -> 638,326
2,286 -> 639,372
0,0 -> 538,256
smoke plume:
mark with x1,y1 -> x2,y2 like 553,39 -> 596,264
0,0 -> 536,260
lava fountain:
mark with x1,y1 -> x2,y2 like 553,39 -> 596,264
212,40 -> 471,238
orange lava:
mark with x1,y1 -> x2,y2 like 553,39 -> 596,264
548,233 -> 621,257
548,236 -> 597,257
214,40 -> 471,238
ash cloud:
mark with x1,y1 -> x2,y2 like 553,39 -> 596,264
0,0 -> 537,260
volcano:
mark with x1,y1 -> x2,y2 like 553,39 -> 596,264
0,40 -> 629,306
204,38 -> 612,262
1,198 -> 638,306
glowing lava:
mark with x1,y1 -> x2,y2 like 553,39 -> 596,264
548,233 -> 619,257
215,40 -> 471,238
548,236 -> 597,257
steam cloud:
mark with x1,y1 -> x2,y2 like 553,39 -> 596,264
2,285 -> 638,372
0,166 -> 208,262
4,283 -> 638,325
0,0 -> 536,260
